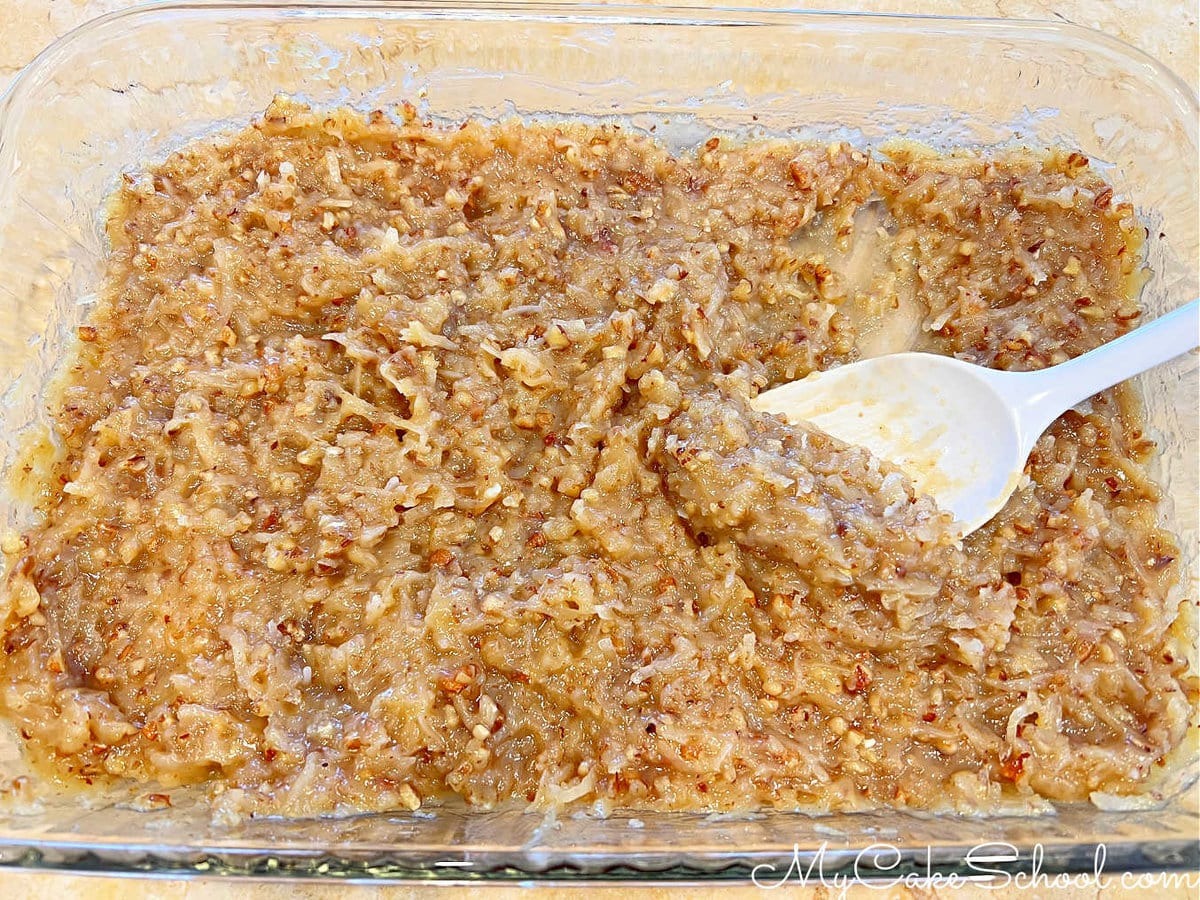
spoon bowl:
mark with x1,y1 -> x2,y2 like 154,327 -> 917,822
753,299 -> 1199,537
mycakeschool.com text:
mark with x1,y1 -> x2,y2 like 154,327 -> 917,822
750,842 -> 1199,893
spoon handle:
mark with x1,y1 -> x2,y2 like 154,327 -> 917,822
1012,298 -> 1199,441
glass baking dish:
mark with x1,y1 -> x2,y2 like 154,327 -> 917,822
0,0 -> 1195,884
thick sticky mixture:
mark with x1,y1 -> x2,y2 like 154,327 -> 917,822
0,100 -> 1193,818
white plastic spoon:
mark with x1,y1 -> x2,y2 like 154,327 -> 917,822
752,299 -> 1199,537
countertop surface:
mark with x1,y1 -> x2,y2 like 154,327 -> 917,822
0,1 -> 1196,898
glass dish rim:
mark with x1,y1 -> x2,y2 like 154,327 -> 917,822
0,0 -> 1196,885
2,0 -> 1197,134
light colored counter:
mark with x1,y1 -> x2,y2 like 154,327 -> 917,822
0,1 -> 1195,897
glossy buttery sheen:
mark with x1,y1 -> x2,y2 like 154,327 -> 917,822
0,100 -> 1192,820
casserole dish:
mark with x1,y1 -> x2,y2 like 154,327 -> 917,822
0,1 -> 1195,882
